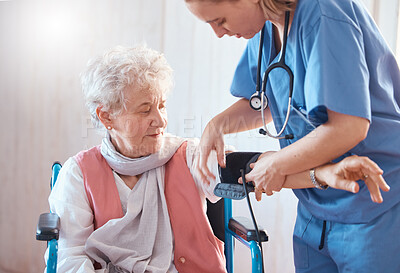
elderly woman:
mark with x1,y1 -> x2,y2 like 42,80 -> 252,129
46,45 -> 226,273
46,45 -> 388,273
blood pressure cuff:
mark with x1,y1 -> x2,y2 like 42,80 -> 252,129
214,152 -> 261,200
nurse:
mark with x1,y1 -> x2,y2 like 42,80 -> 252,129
185,0 -> 400,272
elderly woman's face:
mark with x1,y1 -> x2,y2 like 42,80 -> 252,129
109,86 -> 168,158
186,0 -> 266,39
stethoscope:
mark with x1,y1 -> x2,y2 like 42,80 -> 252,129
249,11 -> 294,140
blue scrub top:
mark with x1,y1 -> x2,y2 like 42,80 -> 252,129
231,0 -> 400,223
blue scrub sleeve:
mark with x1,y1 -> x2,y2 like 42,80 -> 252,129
302,16 -> 371,123
230,35 -> 260,100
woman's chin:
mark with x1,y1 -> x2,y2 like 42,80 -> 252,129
143,136 -> 164,154
149,143 -> 163,155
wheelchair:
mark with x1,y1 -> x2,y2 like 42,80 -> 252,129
37,161 -> 268,273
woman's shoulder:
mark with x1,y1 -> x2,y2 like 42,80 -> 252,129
55,156 -> 83,183
49,157 -> 86,203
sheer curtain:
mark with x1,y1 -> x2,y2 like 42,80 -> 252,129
0,1 -> 398,272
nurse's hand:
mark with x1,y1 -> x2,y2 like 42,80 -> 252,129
316,155 -> 390,203
243,151 -> 285,198
197,120 -> 226,184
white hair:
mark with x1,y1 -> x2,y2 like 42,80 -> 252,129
80,45 -> 173,128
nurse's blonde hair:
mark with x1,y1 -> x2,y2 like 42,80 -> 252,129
185,0 -> 296,17
259,0 -> 296,16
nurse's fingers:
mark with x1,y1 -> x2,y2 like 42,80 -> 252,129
344,155 -> 383,176
359,157 -> 390,193
198,166 -> 212,185
244,166 -> 256,183
359,159 -> 389,188
331,178 -> 360,193
216,144 -> 226,168
199,168 -> 210,185
265,190 -> 274,196
255,188 -> 263,201
364,173 -> 390,192
198,151 -> 215,184
239,170 -> 254,184
360,156 -> 384,175
364,176 -> 383,203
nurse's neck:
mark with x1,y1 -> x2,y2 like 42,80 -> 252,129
267,11 -> 294,52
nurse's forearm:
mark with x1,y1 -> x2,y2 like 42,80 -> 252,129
281,156 -> 389,203
282,165 -> 336,189
273,109 -> 370,176
282,170 -> 320,189
212,98 -> 271,134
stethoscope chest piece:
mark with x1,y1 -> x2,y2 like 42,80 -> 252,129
250,91 -> 268,111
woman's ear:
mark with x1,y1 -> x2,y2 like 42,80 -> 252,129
96,106 -> 113,129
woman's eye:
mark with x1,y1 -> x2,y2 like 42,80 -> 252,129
139,108 -> 151,114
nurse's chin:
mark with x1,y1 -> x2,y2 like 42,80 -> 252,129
242,32 -> 258,39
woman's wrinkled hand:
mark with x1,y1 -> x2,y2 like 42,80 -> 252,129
240,151 -> 285,200
316,155 -> 390,203
197,120 -> 226,184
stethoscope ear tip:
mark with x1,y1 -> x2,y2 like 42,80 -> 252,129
285,134 -> 294,139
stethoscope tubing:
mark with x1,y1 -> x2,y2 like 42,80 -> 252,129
258,11 -> 294,139
261,94 -> 292,138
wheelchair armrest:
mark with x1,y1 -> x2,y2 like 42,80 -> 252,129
36,213 -> 60,241
228,216 -> 268,242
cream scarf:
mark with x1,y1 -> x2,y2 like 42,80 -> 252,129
100,132 -> 185,176
84,133 -> 185,273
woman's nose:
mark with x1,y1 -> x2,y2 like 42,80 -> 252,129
210,24 -> 228,38
151,108 -> 167,128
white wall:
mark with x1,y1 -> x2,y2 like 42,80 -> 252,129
0,0 -> 398,272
